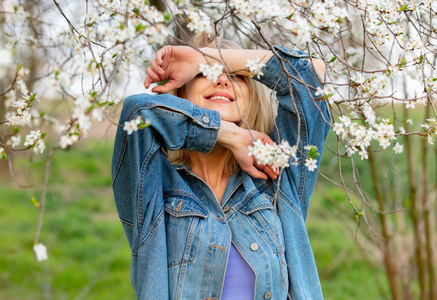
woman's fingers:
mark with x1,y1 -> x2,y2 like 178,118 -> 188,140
155,46 -> 169,65
244,165 -> 268,180
151,79 -> 182,94
255,161 -> 278,180
145,67 -> 160,87
150,59 -> 164,76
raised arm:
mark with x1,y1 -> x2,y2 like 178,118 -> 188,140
144,45 -> 324,93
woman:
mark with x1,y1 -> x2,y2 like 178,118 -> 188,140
112,36 -> 330,300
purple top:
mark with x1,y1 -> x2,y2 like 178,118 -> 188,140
221,244 -> 256,300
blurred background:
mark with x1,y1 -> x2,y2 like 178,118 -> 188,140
1,0 -> 436,299
2,114 -> 431,300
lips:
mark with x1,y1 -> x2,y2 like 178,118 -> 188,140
205,91 -> 235,103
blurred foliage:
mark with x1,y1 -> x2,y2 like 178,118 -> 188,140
0,140 -> 135,299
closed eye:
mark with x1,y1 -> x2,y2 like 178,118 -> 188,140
195,73 -> 204,78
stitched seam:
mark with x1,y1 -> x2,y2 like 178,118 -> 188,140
175,218 -> 197,299
164,209 -> 207,218
234,181 -> 272,213
112,132 -> 128,185
138,208 -> 164,250
119,216 -> 133,228
278,188 -> 303,216
247,212 -> 280,254
137,133 -> 158,233
293,92 -> 308,203
198,222 -> 213,300
163,191 -> 209,213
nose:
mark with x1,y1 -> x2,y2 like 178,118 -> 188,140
215,73 -> 229,87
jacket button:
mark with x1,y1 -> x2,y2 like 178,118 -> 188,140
202,115 -> 210,124
223,205 -> 230,212
264,292 -> 272,299
250,243 -> 259,251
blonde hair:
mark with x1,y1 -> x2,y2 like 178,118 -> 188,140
166,34 -> 275,173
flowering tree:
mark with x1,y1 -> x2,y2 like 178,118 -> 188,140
0,0 -> 436,299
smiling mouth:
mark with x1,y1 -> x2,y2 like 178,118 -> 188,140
207,95 -> 234,102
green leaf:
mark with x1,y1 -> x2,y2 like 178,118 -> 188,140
400,4 -> 408,11
138,119 -> 151,129
157,80 -> 169,86
13,126 -> 20,134
135,23 -> 147,33
355,211 -> 363,221
399,59 -> 407,68
330,56 -> 337,63
40,132 -> 47,139
31,196 -> 40,208
16,63 -> 22,71
164,12 -> 171,23
29,93 -> 37,102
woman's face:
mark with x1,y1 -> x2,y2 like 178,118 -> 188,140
183,73 -> 251,123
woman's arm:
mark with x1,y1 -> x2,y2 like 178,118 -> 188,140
144,46 -> 325,93
254,46 -> 330,219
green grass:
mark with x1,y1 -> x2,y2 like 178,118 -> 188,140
0,141 -> 135,300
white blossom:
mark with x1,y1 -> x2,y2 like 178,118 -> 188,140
246,57 -> 265,78
59,134 -> 79,149
185,9 -> 213,37
123,118 -> 141,135
33,243 -> 48,262
248,139 -> 297,170
10,135 -> 21,148
304,158 -> 318,172
199,63 -> 224,83
393,142 -> 403,154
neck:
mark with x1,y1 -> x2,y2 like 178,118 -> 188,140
190,144 -> 230,186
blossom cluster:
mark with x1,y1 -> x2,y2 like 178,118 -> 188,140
333,116 -> 401,160
185,9 -> 213,37
246,57 -> 265,78
248,139 -> 298,170
247,140 -> 321,172
33,243 -> 48,262
123,116 -> 151,135
199,63 -> 224,83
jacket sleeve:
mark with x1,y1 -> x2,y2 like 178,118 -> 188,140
255,46 -> 331,220
111,93 -> 220,250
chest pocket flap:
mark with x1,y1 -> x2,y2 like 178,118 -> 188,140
164,195 -> 208,218
239,193 -> 274,215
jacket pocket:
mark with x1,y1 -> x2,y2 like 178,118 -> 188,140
240,193 -> 286,254
163,195 -> 207,268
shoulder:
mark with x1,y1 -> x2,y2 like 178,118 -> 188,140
307,58 -> 326,81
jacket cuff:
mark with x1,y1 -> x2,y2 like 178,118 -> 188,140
186,105 -> 221,153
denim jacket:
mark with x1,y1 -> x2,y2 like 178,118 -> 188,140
112,46 -> 331,300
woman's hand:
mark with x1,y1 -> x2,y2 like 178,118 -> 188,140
144,46 -> 203,93
217,121 -> 279,180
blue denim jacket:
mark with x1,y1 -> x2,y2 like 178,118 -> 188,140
112,46 -> 331,300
